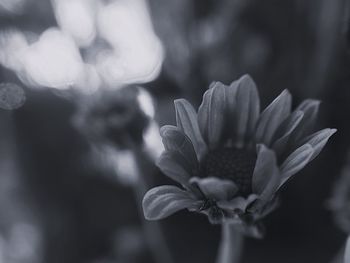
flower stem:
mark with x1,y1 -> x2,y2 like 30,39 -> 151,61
216,223 -> 244,263
345,235 -> 350,263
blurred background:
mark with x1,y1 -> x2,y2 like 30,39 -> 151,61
0,0 -> 348,262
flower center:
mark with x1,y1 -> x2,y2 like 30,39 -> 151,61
200,148 -> 257,197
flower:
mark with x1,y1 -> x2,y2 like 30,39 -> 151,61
142,74 -> 336,237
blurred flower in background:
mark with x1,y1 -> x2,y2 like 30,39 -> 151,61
52,0 -> 97,47
0,1 -> 167,262
74,86 -> 150,149
21,28 -> 85,90
0,0 -> 28,14
95,0 -> 163,86
0,0 -> 164,94
73,85 -> 163,185
72,84 -> 172,263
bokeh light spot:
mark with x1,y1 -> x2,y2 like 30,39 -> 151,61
0,83 -> 26,110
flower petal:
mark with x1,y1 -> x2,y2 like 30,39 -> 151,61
252,144 -> 279,195
255,90 -> 292,146
174,99 -> 207,159
142,185 -> 200,220
301,128 -> 337,161
272,110 -> 304,156
280,144 -> 314,187
197,82 -> 226,149
190,177 -> 239,201
156,151 -> 192,186
227,75 -> 260,147
160,125 -> 198,170
252,145 -> 280,207
292,99 -> 320,140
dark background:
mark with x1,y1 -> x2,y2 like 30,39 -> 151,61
0,0 -> 349,262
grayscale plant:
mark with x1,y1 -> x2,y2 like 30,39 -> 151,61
143,74 -> 336,238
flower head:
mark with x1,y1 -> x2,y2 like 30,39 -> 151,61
143,75 -> 336,237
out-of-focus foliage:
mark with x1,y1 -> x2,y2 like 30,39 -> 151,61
149,0 -> 346,102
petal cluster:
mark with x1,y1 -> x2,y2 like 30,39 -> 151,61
143,75 -> 335,236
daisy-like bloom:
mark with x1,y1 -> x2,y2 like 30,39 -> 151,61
143,74 -> 336,237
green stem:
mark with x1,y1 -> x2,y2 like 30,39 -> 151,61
216,223 -> 244,263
